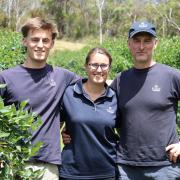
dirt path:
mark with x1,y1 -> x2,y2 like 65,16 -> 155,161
52,40 -> 86,52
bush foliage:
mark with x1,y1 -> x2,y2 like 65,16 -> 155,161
0,29 -> 24,70
0,95 -> 42,179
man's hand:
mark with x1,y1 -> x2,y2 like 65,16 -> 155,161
61,127 -> 71,145
166,143 -> 180,163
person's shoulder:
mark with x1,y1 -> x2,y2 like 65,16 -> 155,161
0,65 -> 22,83
0,65 -> 22,76
64,78 -> 81,95
113,72 -> 122,80
156,63 -> 180,82
156,63 -> 170,69
114,68 -> 132,79
156,63 -> 179,73
51,64 -> 68,72
52,65 -> 76,75
108,86 -> 116,94
52,65 -> 80,84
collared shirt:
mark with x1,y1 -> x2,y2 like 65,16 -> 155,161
60,78 -> 119,179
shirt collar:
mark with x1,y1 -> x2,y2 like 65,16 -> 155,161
73,78 -> 115,98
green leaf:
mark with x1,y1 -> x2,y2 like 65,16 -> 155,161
20,100 -> 29,109
0,108 -> 10,114
29,141 -> 43,157
16,145 -> 21,152
0,132 -> 10,138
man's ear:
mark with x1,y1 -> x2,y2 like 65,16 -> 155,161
50,40 -> 55,49
127,39 -> 131,49
154,39 -> 158,49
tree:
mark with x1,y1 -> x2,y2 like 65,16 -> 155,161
1,0 -> 179,38
96,0 -> 105,44
41,0 -> 72,38
151,0 -> 180,37
0,0 -> 41,30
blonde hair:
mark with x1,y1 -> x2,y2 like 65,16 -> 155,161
21,17 -> 58,40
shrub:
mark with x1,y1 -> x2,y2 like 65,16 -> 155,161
0,96 -> 42,179
154,37 -> 180,69
0,29 -> 25,70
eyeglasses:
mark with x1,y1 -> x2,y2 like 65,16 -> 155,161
88,63 -> 110,71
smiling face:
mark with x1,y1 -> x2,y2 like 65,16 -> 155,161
85,52 -> 110,84
128,32 -> 158,68
22,28 -> 54,68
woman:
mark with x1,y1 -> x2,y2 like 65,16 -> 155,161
60,48 -> 119,180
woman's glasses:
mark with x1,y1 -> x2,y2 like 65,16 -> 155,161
88,63 -> 110,71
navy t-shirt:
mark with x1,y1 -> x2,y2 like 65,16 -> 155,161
111,63 -> 180,166
60,79 -> 119,179
0,64 -> 77,165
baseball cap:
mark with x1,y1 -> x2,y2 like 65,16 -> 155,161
128,21 -> 157,38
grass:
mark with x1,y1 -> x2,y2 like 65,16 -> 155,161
52,40 -> 86,53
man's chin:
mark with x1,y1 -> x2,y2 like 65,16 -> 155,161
135,58 -> 148,63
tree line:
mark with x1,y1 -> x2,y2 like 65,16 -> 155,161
0,0 -> 179,41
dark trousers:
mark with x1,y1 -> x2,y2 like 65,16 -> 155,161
117,163 -> 180,180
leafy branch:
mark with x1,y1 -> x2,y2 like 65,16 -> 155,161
0,97 -> 42,180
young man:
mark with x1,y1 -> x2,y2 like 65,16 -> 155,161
0,17 -> 77,180
111,21 -> 180,179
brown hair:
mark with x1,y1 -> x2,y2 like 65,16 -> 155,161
21,17 -> 58,40
85,47 -> 112,66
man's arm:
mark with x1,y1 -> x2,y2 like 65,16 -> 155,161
166,68 -> 180,163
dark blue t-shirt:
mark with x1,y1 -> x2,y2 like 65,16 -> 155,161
60,79 -> 119,179
0,64 -> 77,165
111,63 -> 180,166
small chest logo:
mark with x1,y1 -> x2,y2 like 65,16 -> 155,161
152,85 -> 161,92
49,79 -> 56,87
106,107 -> 114,114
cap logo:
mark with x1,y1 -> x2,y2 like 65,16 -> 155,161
139,22 -> 148,28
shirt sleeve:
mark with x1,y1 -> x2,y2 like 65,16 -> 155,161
60,100 -> 66,123
171,68 -> 180,100
110,72 -> 121,97
65,69 -> 80,86
0,73 -> 7,98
